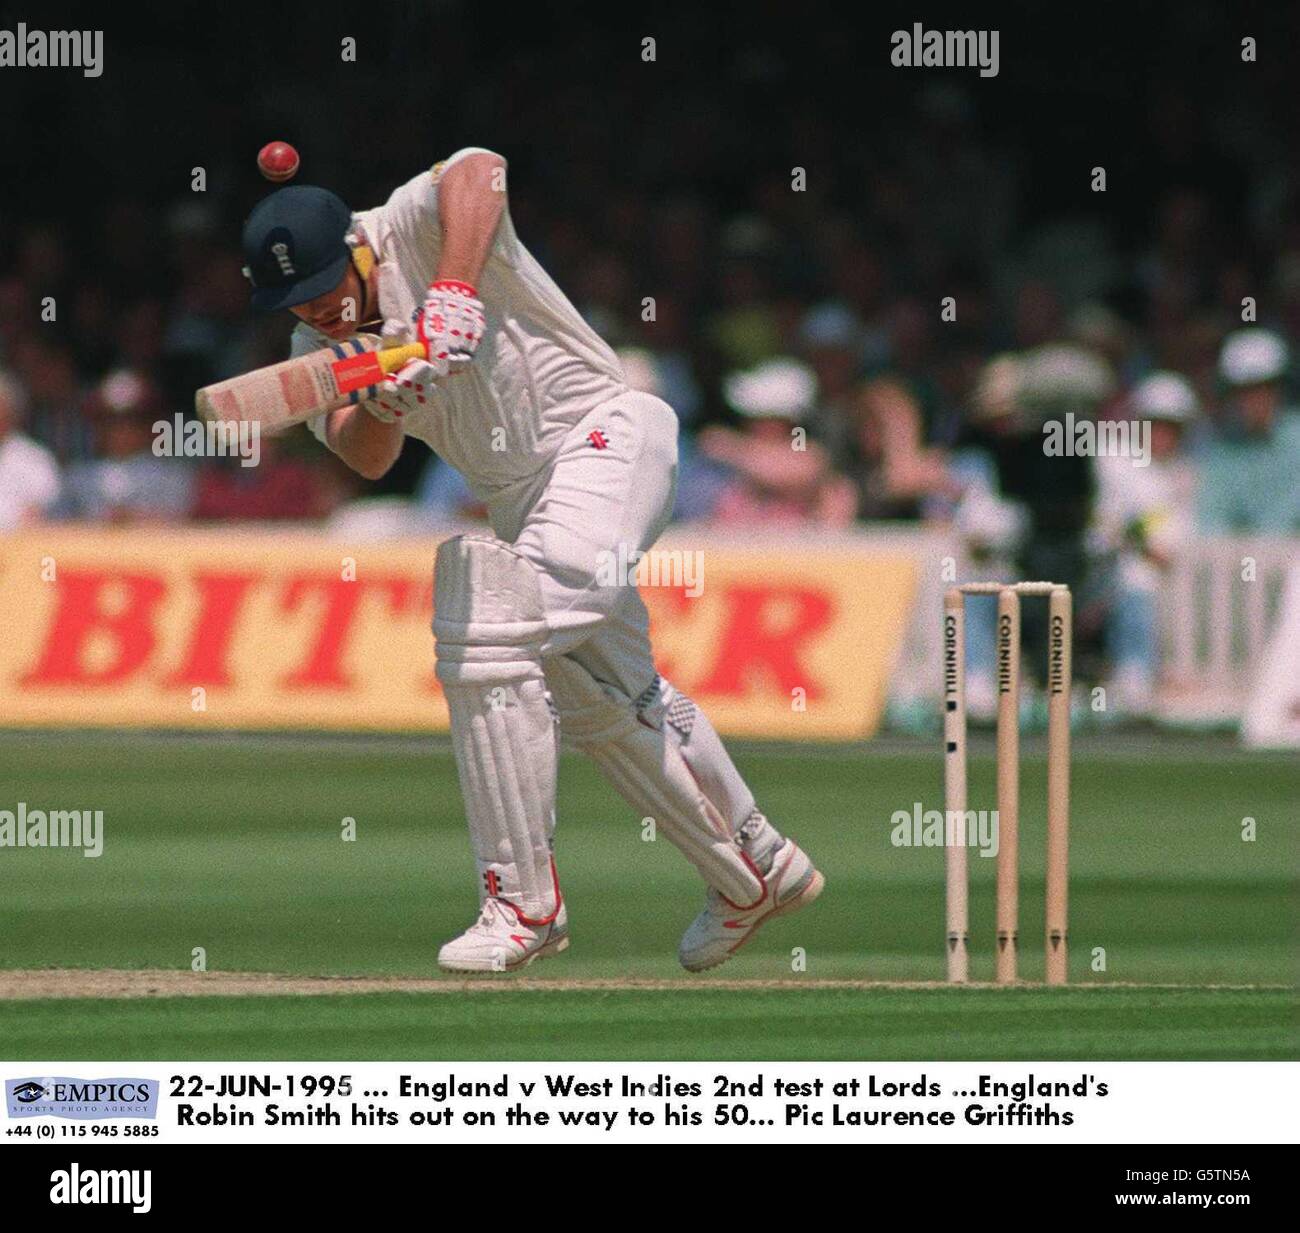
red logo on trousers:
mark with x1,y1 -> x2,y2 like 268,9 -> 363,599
587,430 -> 609,449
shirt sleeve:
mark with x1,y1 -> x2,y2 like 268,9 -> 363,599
425,148 -> 509,221
382,150 -> 502,229
437,146 -> 507,175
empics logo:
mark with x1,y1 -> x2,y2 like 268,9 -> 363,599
50,1164 -> 151,1215
6,1077 -> 157,1120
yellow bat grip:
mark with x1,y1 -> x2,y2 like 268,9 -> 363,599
376,343 -> 428,374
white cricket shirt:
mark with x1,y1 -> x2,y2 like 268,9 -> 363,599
298,148 -> 627,494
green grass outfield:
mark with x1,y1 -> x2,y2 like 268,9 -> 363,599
2,987 -> 1292,1062
0,730 -> 1295,1061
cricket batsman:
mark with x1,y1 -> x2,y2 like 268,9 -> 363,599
239,149 -> 823,972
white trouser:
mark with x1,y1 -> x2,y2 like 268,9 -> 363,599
465,390 -> 771,903
488,390 -> 676,699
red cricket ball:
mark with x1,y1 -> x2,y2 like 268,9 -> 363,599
257,141 -> 300,183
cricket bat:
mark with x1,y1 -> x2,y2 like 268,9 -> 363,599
195,334 -> 426,431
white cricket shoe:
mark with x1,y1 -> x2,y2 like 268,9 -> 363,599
438,898 -> 569,973
678,839 -> 824,972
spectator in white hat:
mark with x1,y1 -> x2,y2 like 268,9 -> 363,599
0,368 -> 62,531
61,370 -> 194,524
1197,329 -> 1300,532
698,358 -> 855,526
1093,372 -> 1200,717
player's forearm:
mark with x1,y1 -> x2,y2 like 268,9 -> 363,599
324,404 -> 404,480
436,153 -> 507,284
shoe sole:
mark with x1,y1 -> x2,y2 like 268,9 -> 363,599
681,867 -> 825,973
438,934 -> 570,975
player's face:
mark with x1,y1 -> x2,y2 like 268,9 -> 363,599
290,265 -> 367,339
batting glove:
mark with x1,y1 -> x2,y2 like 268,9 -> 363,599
368,358 -> 442,422
413,279 -> 486,378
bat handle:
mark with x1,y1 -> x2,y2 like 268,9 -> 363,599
376,343 -> 429,375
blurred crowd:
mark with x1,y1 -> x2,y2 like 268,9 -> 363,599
2,14 -> 1299,715
2,250 -> 1297,539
